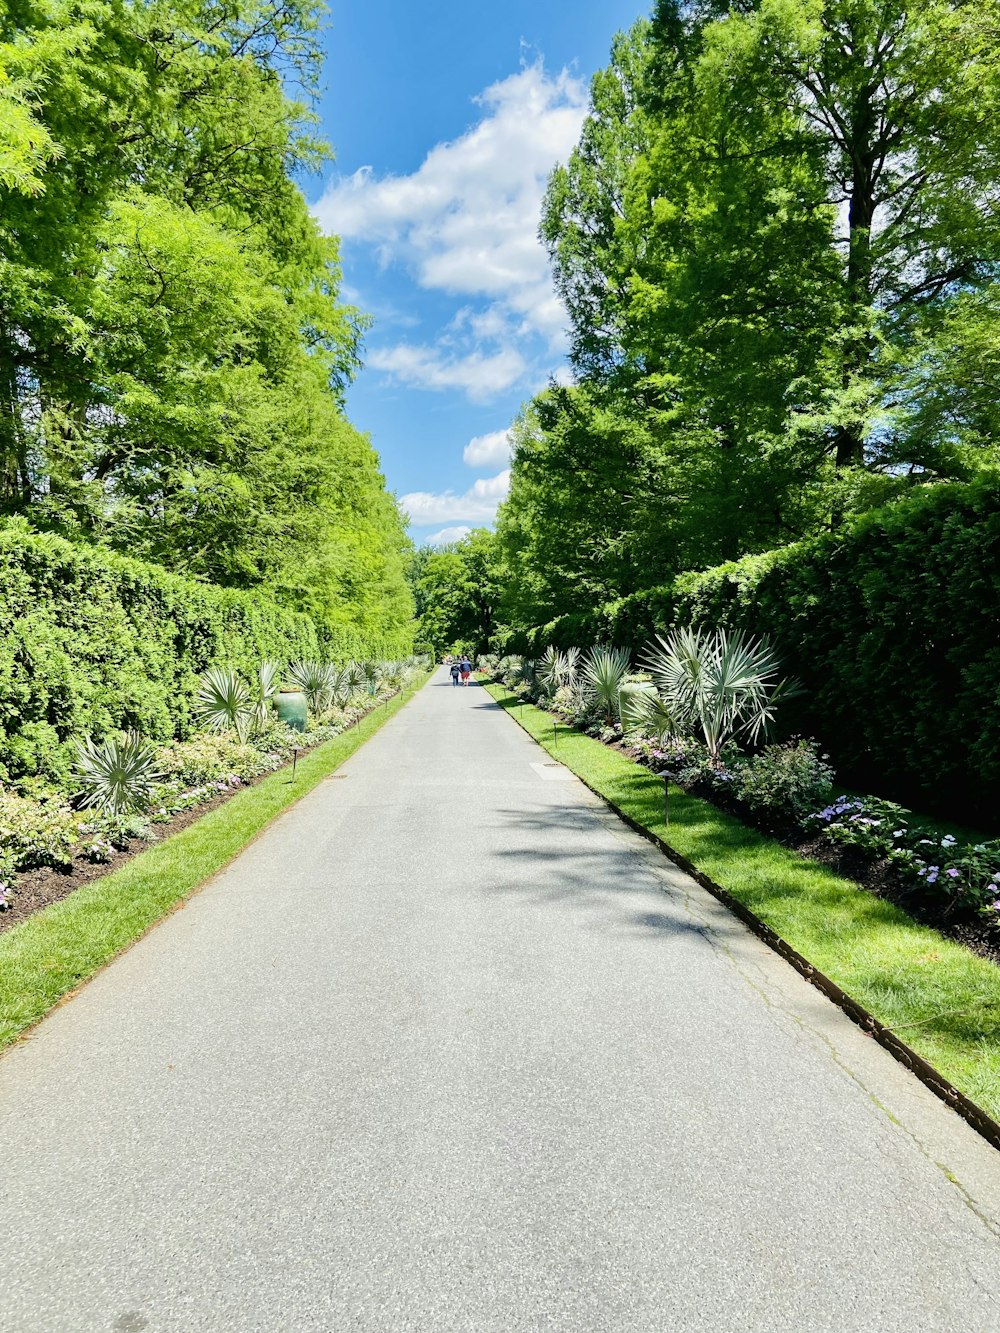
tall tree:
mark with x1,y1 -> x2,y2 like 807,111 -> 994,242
0,0 -> 413,639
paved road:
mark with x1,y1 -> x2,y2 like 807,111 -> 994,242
3,670 -> 1000,1332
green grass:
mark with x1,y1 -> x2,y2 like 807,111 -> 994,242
488,686 -> 1000,1119
0,674 -> 431,1052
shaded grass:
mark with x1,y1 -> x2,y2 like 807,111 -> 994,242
0,675 -> 430,1052
489,687 -> 1000,1119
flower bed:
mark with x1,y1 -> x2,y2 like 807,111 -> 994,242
0,695 -> 391,935
480,654 -> 1000,964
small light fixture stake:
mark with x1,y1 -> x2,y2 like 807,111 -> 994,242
553,720 -> 558,748
662,772 -> 670,827
293,747 -> 299,780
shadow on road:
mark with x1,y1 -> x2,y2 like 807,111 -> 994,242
477,802 -> 711,944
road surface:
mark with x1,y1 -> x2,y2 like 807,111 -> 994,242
2,669 -> 1000,1331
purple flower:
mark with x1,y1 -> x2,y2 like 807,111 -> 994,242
927,872 -> 939,884
945,868 -> 960,879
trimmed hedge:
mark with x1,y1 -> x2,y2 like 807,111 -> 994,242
0,528 -> 409,785
515,481 -> 1000,821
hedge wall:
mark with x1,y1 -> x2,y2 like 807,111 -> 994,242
597,481 -> 1000,820
0,529 -> 408,785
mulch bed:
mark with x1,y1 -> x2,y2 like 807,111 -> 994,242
0,699 -> 396,939
0,783 -> 241,939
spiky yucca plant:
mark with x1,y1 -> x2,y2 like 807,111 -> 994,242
73,731 -> 163,816
194,666 -> 254,741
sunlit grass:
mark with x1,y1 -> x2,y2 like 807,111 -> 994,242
488,687 -> 1000,1119
0,675 -> 430,1052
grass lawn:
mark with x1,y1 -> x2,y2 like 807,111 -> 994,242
0,674 -> 431,1053
488,686 -> 1000,1122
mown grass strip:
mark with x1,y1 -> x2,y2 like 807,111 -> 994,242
0,674 -> 431,1052
487,686 -> 1000,1121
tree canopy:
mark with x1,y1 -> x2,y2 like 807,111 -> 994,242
492,0 -> 1000,643
0,0 -> 413,644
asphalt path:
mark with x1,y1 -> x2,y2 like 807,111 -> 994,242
3,669 -> 1000,1332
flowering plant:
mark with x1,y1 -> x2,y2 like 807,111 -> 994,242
889,838 -> 1000,916
806,795 -> 907,857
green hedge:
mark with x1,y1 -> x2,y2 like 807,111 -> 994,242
0,529 -> 409,785
508,481 -> 1000,820
599,481 -> 1000,819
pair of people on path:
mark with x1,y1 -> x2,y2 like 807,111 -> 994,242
449,656 -> 472,686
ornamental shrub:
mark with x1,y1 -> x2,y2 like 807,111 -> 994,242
732,740 -> 834,831
0,788 -> 81,873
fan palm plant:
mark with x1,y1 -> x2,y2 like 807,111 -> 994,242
73,731 -> 163,815
194,666 -> 254,741
513,657 -> 537,692
538,646 -> 565,693
619,683 -> 683,744
288,660 -> 337,716
580,645 -> 631,725
250,660 -> 282,729
642,626 -> 788,764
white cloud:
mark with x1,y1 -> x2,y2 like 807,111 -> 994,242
313,61 -> 583,352
401,469 -> 511,526
463,428 -> 512,469
368,344 -> 526,401
423,525 -> 472,546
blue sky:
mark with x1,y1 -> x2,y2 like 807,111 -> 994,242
309,0 -> 647,546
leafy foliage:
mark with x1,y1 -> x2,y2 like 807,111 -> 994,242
492,2 -> 1000,636
410,529 -> 499,656
0,528 -> 413,786
731,741 -> 834,831
0,789 -> 80,879
0,0 -> 413,642
612,480 -> 1000,818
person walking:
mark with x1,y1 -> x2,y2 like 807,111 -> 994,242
459,656 -> 472,686
449,660 -> 461,687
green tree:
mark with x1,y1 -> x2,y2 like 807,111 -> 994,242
0,0 -> 413,643
411,529 -> 499,656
